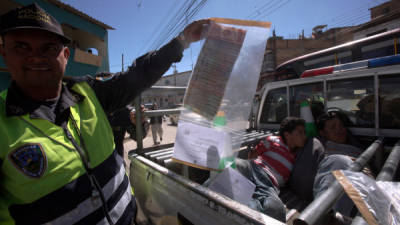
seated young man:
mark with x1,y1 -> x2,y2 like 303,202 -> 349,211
236,117 -> 307,222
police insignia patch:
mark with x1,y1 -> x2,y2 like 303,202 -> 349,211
9,144 -> 47,178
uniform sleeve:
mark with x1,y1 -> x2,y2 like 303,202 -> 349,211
89,38 -> 184,113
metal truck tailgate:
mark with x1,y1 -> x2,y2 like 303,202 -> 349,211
129,154 -> 284,225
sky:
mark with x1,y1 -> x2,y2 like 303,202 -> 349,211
60,0 -> 388,75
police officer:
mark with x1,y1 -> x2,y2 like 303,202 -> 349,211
0,3 -> 210,225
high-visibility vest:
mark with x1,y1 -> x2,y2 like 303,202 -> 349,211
0,82 -> 135,225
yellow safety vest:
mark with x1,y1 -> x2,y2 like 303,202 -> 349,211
0,82 -> 134,225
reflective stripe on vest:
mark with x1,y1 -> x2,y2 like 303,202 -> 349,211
44,154 -> 131,225
0,82 -> 134,224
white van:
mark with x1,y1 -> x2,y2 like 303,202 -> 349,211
256,54 -> 400,138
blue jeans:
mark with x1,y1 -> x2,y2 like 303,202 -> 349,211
313,154 -> 355,217
235,159 -> 286,222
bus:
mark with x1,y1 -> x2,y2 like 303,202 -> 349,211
273,28 -> 400,81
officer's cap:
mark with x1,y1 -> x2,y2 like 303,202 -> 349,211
0,3 -> 71,44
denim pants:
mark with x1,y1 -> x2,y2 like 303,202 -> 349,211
313,154 -> 355,217
235,158 -> 286,222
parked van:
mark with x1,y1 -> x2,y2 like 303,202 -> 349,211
256,54 -> 400,138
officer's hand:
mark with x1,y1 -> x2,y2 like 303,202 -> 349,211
130,107 -> 146,125
179,19 -> 212,47
129,111 -> 136,125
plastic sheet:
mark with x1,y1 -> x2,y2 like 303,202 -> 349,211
173,18 -> 270,170
333,170 -> 400,225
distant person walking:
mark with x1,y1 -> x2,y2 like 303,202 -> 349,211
150,102 -> 163,145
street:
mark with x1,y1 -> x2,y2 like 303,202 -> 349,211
123,116 -> 178,172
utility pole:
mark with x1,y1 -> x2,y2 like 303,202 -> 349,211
122,54 -> 124,72
172,64 -> 177,86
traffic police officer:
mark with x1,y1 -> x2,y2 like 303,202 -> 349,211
0,3 -> 209,224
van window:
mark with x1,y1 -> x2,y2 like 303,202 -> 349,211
289,82 -> 324,119
380,75 -> 400,129
326,77 -> 374,127
361,39 -> 397,60
304,51 -> 352,70
260,87 -> 287,123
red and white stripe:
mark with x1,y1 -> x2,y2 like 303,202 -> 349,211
253,136 -> 295,187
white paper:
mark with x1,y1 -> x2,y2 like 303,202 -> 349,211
208,167 -> 255,205
172,121 -> 230,169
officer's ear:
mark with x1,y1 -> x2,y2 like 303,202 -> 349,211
63,46 -> 70,60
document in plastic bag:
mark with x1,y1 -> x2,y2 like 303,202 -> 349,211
184,22 -> 247,120
172,120 -> 232,170
174,18 -> 271,170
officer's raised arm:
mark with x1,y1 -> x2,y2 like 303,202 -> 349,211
89,19 -> 212,113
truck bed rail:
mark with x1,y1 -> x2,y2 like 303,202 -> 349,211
294,137 -> 388,225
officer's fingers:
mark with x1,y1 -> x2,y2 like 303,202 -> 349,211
183,19 -> 212,43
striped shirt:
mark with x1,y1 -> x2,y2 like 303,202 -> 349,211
253,136 -> 295,187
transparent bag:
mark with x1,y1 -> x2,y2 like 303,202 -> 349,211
172,18 -> 270,170
333,170 -> 400,225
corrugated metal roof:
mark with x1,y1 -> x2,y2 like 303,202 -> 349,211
45,0 -> 114,30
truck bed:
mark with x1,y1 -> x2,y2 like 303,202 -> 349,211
129,131 -> 399,225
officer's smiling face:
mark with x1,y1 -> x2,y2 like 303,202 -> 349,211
0,29 -> 69,93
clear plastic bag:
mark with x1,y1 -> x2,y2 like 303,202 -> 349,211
333,170 -> 400,225
173,18 -> 271,170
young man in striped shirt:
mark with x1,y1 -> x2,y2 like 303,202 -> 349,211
236,117 -> 306,222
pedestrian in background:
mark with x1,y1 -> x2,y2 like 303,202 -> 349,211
150,102 -> 163,145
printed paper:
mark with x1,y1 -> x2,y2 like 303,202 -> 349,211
208,167 -> 255,205
183,23 -> 247,120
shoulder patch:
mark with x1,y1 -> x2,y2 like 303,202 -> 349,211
9,143 -> 47,178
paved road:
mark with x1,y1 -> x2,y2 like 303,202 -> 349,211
123,117 -> 178,167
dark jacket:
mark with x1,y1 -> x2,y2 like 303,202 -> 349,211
108,106 -> 133,156
289,137 -> 325,201
150,115 -> 163,124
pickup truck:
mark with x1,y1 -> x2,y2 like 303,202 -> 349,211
128,55 -> 400,225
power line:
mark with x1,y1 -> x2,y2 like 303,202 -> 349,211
112,1 -> 207,71
138,0 -> 180,54
246,0 -> 276,20
119,0 -> 208,73
152,0 -> 208,50
330,12 -> 370,28
300,0 -> 382,39
151,0 -> 197,49
140,0 -> 193,54
255,0 -> 291,21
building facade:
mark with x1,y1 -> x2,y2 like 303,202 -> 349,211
257,0 -> 400,90
141,70 -> 191,108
